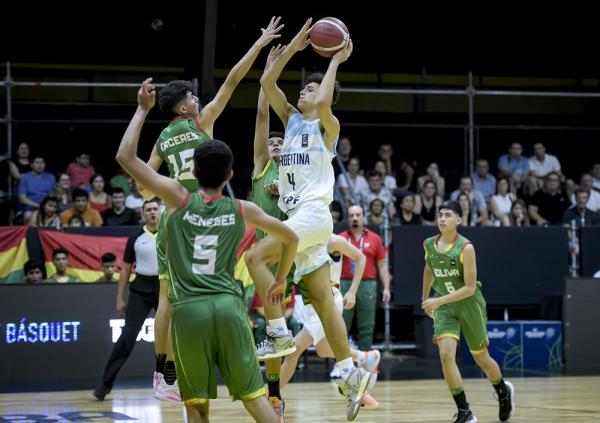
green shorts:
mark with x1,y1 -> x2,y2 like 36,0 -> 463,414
433,288 -> 489,355
171,293 -> 264,403
157,210 -> 168,281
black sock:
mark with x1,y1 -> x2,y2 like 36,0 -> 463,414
452,390 -> 469,411
493,379 -> 508,399
155,353 -> 167,374
164,361 -> 177,385
267,376 -> 281,400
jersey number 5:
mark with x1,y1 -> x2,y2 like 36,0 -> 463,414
193,235 -> 218,275
167,149 -> 195,181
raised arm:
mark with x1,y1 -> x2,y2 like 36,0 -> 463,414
260,18 -> 312,126
315,39 -> 353,151
240,200 -> 298,287
253,44 -> 286,177
329,233 -> 365,309
138,144 -> 164,200
115,79 -> 187,210
198,17 -> 283,135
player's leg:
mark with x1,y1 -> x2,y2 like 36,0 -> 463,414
245,236 -> 294,360
434,304 -> 477,423
171,299 -> 217,417
279,330 -> 314,388
214,294 -> 279,422
304,264 -> 371,420
243,396 -> 279,423
154,279 -> 177,391
463,293 -> 514,422
185,401 -> 210,423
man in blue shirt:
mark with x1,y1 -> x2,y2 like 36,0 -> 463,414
18,156 -> 56,223
471,159 -> 497,201
498,143 -> 529,195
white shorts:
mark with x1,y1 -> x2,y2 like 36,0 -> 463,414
294,287 -> 343,346
283,201 -> 333,281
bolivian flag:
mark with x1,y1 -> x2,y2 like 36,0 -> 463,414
0,226 -> 29,283
234,225 -> 256,288
38,229 -> 128,282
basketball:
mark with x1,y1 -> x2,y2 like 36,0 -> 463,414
309,17 -> 349,58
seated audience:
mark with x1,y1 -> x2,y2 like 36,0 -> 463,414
414,179 -> 442,226
29,195 -> 61,228
528,172 -> 570,226
489,178 -> 515,227
60,189 -> 103,227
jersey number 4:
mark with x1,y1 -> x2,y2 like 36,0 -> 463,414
193,235 -> 217,275
167,149 -> 195,181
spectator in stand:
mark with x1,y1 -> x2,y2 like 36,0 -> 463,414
414,179 -> 443,226
103,188 -> 138,226
89,174 -> 111,214
97,253 -> 119,282
364,170 -> 396,220
60,189 -> 103,227
592,163 -> 600,192
563,188 -> 600,228
398,193 -> 421,225
250,287 -> 301,346
563,189 -> 600,228
125,183 -> 145,223
47,248 -> 79,283
509,199 -> 530,227
68,215 -> 86,227
330,200 -> 344,225
366,198 -> 391,242
378,143 -> 414,192
8,142 -> 31,190
333,136 -> 353,176
498,143 -> 529,195
374,160 -> 397,197
336,157 -> 368,208
110,167 -> 132,196
571,173 -> 600,212
528,171 -> 570,226
457,192 -> 477,227
52,173 -> 73,213
450,176 -> 488,225
66,152 -> 95,190
23,259 -> 44,284
29,195 -> 61,229
416,162 -> 446,199
18,156 -> 56,224
471,159 -> 497,201
489,178 -> 515,227
527,142 -> 562,195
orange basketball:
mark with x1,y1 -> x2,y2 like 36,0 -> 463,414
309,17 -> 349,58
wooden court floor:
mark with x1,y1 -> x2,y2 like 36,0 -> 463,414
1,376 -> 599,422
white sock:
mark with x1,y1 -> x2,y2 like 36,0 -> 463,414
267,318 -> 288,335
335,357 -> 355,381
353,350 -> 366,365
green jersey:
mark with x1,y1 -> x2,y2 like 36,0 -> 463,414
167,192 -> 245,302
424,233 -> 481,297
156,117 -> 211,193
252,159 -> 286,240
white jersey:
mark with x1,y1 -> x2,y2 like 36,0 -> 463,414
278,113 -> 337,213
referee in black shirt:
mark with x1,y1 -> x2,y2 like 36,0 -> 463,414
94,198 -> 161,400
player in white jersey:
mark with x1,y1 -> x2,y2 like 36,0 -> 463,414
245,19 -> 371,421
278,234 -> 381,409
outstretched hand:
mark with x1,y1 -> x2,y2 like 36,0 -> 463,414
137,78 -> 156,111
289,18 -> 313,52
332,38 -> 353,64
266,44 -> 286,68
255,16 -> 284,49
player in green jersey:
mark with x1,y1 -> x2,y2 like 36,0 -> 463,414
422,200 -> 515,423
116,78 -> 298,423
251,43 -> 289,421
136,17 -> 283,401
